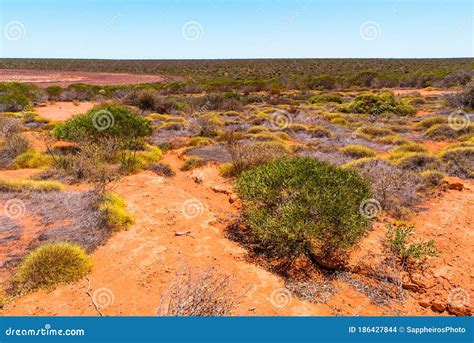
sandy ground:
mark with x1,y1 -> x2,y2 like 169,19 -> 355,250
0,69 -> 170,87
393,88 -> 461,96
34,101 -> 96,121
0,152 -> 472,316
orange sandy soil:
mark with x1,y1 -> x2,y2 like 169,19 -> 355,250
0,151 -> 472,316
0,69 -> 173,88
34,102 -> 96,121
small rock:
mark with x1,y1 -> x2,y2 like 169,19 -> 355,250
447,182 -> 463,191
193,175 -> 203,184
418,299 -> 431,308
431,301 -> 446,312
447,304 -> 472,316
229,194 -> 239,204
211,184 -> 231,195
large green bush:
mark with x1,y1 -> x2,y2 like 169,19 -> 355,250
0,82 -> 40,112
235,157 -> 372,266
54,104 -> 152,142
339,92 -> 415,116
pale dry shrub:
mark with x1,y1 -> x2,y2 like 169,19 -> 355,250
157,268 -> 241,316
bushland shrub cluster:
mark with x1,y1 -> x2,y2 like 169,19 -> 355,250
339,92 -> 415,116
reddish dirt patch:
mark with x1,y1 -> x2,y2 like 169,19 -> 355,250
422,140 -> 454,153
393,88 -> 460,96
34,102 -> 96,121
0,69 -> 172,88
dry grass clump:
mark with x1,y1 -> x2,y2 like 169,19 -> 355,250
340,144 -> 377,159
9,150 -> 53,169
98,192 -> 135,231
439,146 -> 474,178
180,156 -> 206,171
348,158 -> 422,217
14,242 -> 92,292
157,268 -> 241,316
0,178 -> 64,192
390,152 -> 441,172
226,140 -> 288,176
425,123 -> 473,141
149,162 -> 175,177
354,126 -> 393,140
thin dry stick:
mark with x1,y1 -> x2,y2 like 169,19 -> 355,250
85,277 -> 103,317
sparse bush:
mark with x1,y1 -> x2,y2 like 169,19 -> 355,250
391,152 -> 440,172
385,224 -> 437,266
180,156 -> 206,171
227,140 -> 287,176
354,126 -> 393,140
14,242 -> 92,292
450,81 -> 474,109
45,86 -> 63,101
149,162 -> 175,177
420,170 -> 446,187
196,115 -> 223,138
348,158 -> 421,217
390,143 -> 428,154
157,268 -> 240,316
424,123 -> 471,141
339,92 -> 415,116
98,192 -> 135,231
340,144 -> 377,159
415,116 -> 447,130
0,130 -> 31,167
0,178 -> 64,192
236,157 -> 372,266
439,146 -> 474,178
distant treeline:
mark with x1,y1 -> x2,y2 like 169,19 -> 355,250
0,58 -> 473,90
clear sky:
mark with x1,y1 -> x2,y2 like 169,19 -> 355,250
0,0 -> 472,59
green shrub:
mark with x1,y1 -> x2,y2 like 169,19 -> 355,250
309,93 -> 343,104
339,92 -> 415,116
236,157 -> 372,265
0,179 -> 64,192
0,93 -> 31,112
54,104 -> 152,142
14,242 -> 92,292
340,145 -> 377,159
45,86 -> 63,100
98,192 -> 135,231
385,224 -> 437,265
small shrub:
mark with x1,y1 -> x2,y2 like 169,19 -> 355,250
340,145 -> 377,159
54,104 -> 152,142
309,93 -> 343,104
391,152 -> 440,172
425,123 -> 468,141
339,92 -> 415,116
180,156 -> 206,171
14,242 -> 92,292
188,137 -> 214,147
347,158 -> 421,217
10,150 -> 52,169
390,143 -> 428,154
439,146 -> 474,178
98,192 -> 135,231
415,116 -> 447,130
385,224 -> 437,266
354,126 -> 393,140
157,268 -> 240,316
420,170 -> 446,188
149,162 -> 175,177
236,157 -> 372,266
45,86 -> 63,101
0,131 -> 31,167
227,140 -> 287,176
0,178 -> 64,192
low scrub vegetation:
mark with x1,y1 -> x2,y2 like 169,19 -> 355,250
14,242 -> 92,292
98,192 -> 135,231
0,178 -> 64,192
236,157 -> 372,268
339,92 -> 415,116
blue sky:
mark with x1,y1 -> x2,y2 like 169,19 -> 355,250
0,0 -> 472,59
